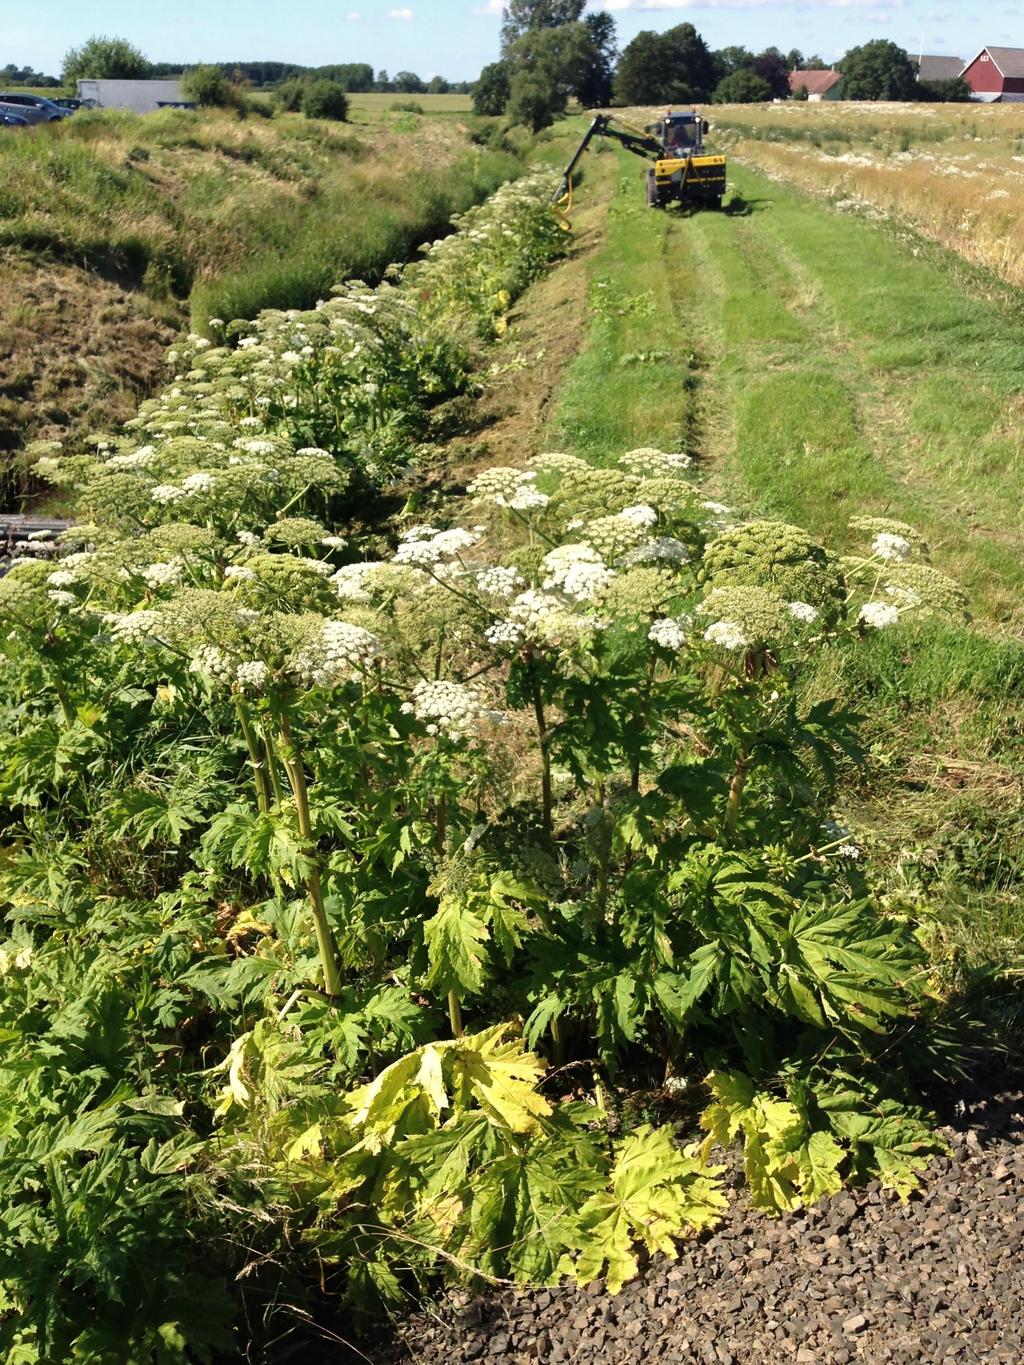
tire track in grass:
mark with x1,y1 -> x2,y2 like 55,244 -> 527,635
698,164 -> 1024,619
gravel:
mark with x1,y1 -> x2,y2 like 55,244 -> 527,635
374,1082 -> 1023,1364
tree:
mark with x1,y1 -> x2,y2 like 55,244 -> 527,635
505,69 -> 558,131
394,71 -> 426,94
302,80 -> 349,120
181,65 -> 237,108
576,11 -> 617,107
506,22 -> 597,127
714,45 -> 753,82
713,70 -> 772,104
615,24 -> 717,106
62,35 -> 148,84
275,77 -> 307,112
500,0 -> 585,54
428,75 -> 450,94
751,47 -> 791,100
917,76 -> 972,102
840,40 -> 917,101
375,69 -> 394,92
473,61 -> 511,116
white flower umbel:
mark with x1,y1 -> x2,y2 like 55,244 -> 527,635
401,679 -> 500,739
648,617 -> 688,651
103,609 -> 165,642
235,660 -> 271,693
190,645 -> 234,684
236,531 -> 260,548
704,620 -> 749,652
46,569 -> 78,587
858,601 -> 900,630
142,559 -> 185,589
475,565 -> 525,599
872,532 -> 912,562
787,601 -> 819,624
47,590 -> 77,608
224,565 -> 256,581
290,620 -> 381,687
150,484 -> 187,505
619,504 -> 659,529
624,536 -> 690,565
506,485 -> 550,511
836,843 -> 862,860
394,526 -> 478,567
541,544 -> 613,602
182,472 -> 215,494
331,561 -> 387,602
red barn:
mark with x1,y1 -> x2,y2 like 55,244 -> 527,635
960,46 -> 1024,102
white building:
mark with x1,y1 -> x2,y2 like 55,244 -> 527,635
76,80 -> 193,113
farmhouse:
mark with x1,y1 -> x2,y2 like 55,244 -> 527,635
959,47 -> 1024,101
788,69 -> 842,101
914,54 -> 965,83
75,79 -> 194,113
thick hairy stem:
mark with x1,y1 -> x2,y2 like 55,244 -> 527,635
631,648 -> 658,794
278,716 -> 343,996
528,657 -> 553,836
261,725 -> 287,808
448,989 -> 464,1038
723,747 -> 751,839
550,1015 -> 566,1067
234,696 -> 272,815
53,683 -> 75,731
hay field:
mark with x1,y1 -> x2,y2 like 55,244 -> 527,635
708,101 -> 1024,287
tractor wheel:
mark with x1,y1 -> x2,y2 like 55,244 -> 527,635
711,195 -> 724,211
645,170 -> 659,208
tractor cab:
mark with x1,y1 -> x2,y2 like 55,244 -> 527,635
647,112 -> 711,159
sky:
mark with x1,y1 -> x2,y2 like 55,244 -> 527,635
3,0 -> 1020,83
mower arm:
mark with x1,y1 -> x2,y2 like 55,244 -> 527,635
551,114 -> 662,203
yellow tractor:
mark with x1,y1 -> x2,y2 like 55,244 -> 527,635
553,110 -> 727,211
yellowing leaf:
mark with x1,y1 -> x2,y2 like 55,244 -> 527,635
448,1024 -> 551,1133
566,1126 -> 726,1294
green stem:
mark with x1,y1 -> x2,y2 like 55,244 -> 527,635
54,684 -> 75,731
723,747 -> 751,840
527,655 -> 553,836
278,715 -> 343,997
631,647 -> 658,794
261,725 -> 287,807
448,989 -> 464,1038
234,695 -> 272,814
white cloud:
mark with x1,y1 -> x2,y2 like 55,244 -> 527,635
387,6 -> 415,16
345,9 -> 362,17
472,0 -> 504,12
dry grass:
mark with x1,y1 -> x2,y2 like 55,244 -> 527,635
708,101 -> 1024,287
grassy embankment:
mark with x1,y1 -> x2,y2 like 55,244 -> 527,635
546,144 -> 1024,1041
713,101 -> 1024,288
0,105 -> 517,474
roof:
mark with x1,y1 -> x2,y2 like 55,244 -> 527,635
962,47 -> 1024,78
916,55 -> 964,82
788,70 -> 842,96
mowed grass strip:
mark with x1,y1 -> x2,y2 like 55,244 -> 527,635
688,163 -> 1024,621
546,151 -> 1024,1040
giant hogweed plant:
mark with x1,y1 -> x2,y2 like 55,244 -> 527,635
0,177 -> 973,1352
1,433 -> 968,1346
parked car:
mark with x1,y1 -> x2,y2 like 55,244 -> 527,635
0,111 -> 29,127
0,93 -> 72,124
52,97 -> 83,112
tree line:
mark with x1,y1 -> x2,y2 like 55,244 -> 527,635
474,5 -> 971,129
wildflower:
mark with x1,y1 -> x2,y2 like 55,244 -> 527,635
142,560 -> 185,589
237,531 -> 260,548
787,601 -> 819,624
648,617 -> 688,651
394,527 -> 478,566
475,565 -> 525,598
506,485 -> 550,511
624,536 -> 690,565
872,532 -> 912,561
235,660 -> 271,692
150,484 -> 187,505
104,610 -> 165,642
46,569 -> 78,587
704,620 -> 749,651
182,472 -> 215,495
542,545 -> 613,602
619,504 -> 659,528
47,590 -> 77,608
401,679 -> 501,739
858,601 -> 900,630
290,620 -> 382,687
190,646 -> 234,683
225,566 -> 256,581
836,844 -> 861,860
321,535 -> 348,549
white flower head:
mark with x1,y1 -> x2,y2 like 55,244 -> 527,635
618,504 -> 659,529
235,660 -> 271,693
182,472 -> 215,494
787,601 -> 819,624
648,617 -> 688,651
150,484 -> 187,505
858,601 -> 900,630
704,620 -> 749,651
872,533 -> 912,562
475,565 -> 525,599
400,679 -> 502,740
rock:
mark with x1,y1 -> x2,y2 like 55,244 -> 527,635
842,1314 -> 868,1335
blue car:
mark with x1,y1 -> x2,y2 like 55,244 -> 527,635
0,110 -> 29,127
0,93 -> 72,124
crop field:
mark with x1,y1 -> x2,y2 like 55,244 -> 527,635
713,100 -> 1024,287
0,107 -> 1022,1363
